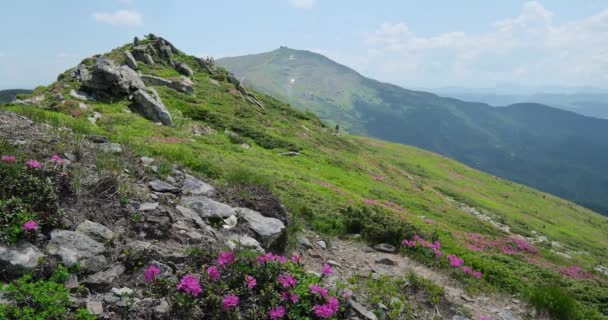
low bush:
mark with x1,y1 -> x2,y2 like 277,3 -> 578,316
527,284 -> 578,320
343,205 -> 418,245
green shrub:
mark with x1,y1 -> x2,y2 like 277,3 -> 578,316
527,284 -> 578,320
343,205 -> 418,245
222,166 -> 272,187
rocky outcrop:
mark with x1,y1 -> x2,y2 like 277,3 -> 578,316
132,88 -> 173,126
182,196 -> 235,219
182,174 -> 214,195
124,51 -> 138,70
46,229 -> 107,270
238,207 -> 286,248
0,242 -> 44,275
173,61 -> 193,76
140,75 -> 194,93
75,220 -> 115,243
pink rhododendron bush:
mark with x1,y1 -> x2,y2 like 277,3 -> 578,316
0,153 -> 70,243
143,251 -> 347,319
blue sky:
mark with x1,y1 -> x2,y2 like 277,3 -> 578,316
1,0 -> 607,90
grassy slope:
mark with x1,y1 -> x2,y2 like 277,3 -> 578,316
217,49 -> 608,216
3,40 -> 607,317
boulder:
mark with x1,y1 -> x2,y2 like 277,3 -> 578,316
349,300 -> 378,320
0,242 -> 44,275
81,57 -> 144,98
72,64 -> 90,82
182,174 -> 214,195
157,39 -> 173,60
149,180 -> 180,193
98,142 -> 123,153
133,36 -> 139,46
238,207 -> 285,247
175,205 -> 208,230
143,54 -> 155,65
83,263 -> 126,290
132,88 -> 173,126
76,220 -> 115,243
297,234 -> 313,249
124,51 -> 138,70
173,61 -> 193,76
140,75 -> 193,93
373,243 -> 397,253
139,202 -> 159,211
225,234 -> 264,252
182,196 -> 235,219
70,89 -> 94,101
46,229 -> 107,268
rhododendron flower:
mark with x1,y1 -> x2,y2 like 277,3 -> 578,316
327,297 -> 340,313
23,220 -> 38,231
448,255 -> 464,267
222,294 -> 239,310
462,266 -> 473,274
342,290 -> 351,298
217,251 -> 235,267
313,303 -> 338,318
245,275 -> 256,289
291,254 -> 301,263
26,159 -> 42,169
176,274 -> 202,297
269,306 -> 286,319
288,292 -> 299,303
322,263 -> 333,276
144,265 -> 160,283
309,284 -> 328,298
276,255 -> 288,264
277,274 -> 296,288
472,271 -> 483,278
207,266 -> 221,281
1,155 -> 16,163
401,239 -> 416,247
49,155 -> 63,163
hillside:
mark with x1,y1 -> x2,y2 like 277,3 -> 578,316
1,35 -> 607,319
217,48 -> 608,216
0,89 -> 32,104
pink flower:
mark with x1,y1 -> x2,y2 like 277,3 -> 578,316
322,263 -> 333,276
291,255 -> 301,263
207,266 -> 221,281
309,284 -> 328,298
222,294 -> 239,310
448,255 -> 464,267
327,296 -> 340,313
1,155 -> 16,163
176,274 -> 202,297
401,239 -> 416,247
245,275 -> 256,289
277,274 -> 296,288
26,159 -> 42,169
313,303 -> 337,318
276,255 -> 288,264
217,251 -> 235,267
269,306 -> 286,320
23,220 -> 38,231
289,292 -> 299,303
462,266 -> 473,274
49,155 -> 63,163
342,290 -> 351,298
472,271 -> 483,278
144,265 -> 161,283
363,199 -> 377,205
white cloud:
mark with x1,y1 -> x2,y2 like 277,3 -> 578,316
93,10 -> 143,26
288,0 -> 316,9
358,1 -> 608,88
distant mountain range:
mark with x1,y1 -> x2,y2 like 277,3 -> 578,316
0,89 -> 32,104
218,48 -> 608,215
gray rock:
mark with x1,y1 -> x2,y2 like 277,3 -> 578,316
238,207 -> 286,247
72,63 -> 90,82
65,274 -> 79,289
139,202 -> 159,211
173,61 -> 193,76
132,88 -> 173,126
373,243 -> 397,253
327,260 -> 342,268
182,196 -> 235,219
124,240 -> 158,256
98,142 -> 122,153
149,180 -> 180,193
155,299 -> 169,314
140,156 -> 155,165
297,234 -> 313,249
46,229 -> 106,268
80,255 -> 108,273
158,40 -> 173,60
111,287 -> 134,296
76,220 -> 115,242
124,51 -> 138,70
143,53 -> 155,65
280,151 -> 300,157
83,57 -> 144,97
88,112 -> 101,125
349,299 -> 378,320
375,257 -> 398,266
223,215 -> 238,229
225,233 -> 264,252
83,263 -> 126,290
317,240 -> 327,250
69,89 -> 94,101
182,175 -> 214,195
175,205 -> 208,230
133,36 -> 139,46
87,301 -> 104,315
0,242 -> 44,275
140,74 -> 194,93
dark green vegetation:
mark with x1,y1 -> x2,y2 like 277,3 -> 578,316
3,37 -> 608,318
0,89 -> 32,104
217,48 -> 608,215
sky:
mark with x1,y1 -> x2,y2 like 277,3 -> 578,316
0,0 -> 607,91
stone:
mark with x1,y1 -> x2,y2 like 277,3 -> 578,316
69,89 -> 93,101
133,36 -> 139,46
0,242 -> 44,275
111,287 -> 134,296
76,220 -> 115,242
373,243 -> 397,253
375,257 -> 398,266
72,64 -> 90,82
46,229 -> 106,268
149,180 -> 180,193
225,233 -> 264,252
139,202 -> 159,211
223,215 -> 238,229
124,240 -> 158,257
132,88 -> 173,126
80,255 -> 109,273
175,205 -> 208,230
140,156 -> 155,166
238,207 -> 286,247
280,151 -> 300,156
88,112 -> 101,125
297,234 -> 313,249
155,299 -> 169,314
124,51 -> 138,70
82,57 -> 144,97
87,301 -> 104,315
140,74 -> 194,93
65,274 -> 79,289
182,196 -> 235,219
98,142 -> 122,153
143,54 -> 155,65
317,240 -> 327,250
83,263 -> 126,290
173,61 -> 193,76
182,174 -> 214,195
349,299 -> 378,320
327,260 -> 342,268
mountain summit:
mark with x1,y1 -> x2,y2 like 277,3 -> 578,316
218,48 -> 608,215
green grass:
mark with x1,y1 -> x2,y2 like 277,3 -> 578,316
3,40 -> 608,318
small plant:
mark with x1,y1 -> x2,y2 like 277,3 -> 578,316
527,284 -> 578,320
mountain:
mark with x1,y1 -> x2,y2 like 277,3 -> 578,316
430,89 -> 608,119
0,89 -> 32,104
217,48 -> 608,215
2,35 -> 607,319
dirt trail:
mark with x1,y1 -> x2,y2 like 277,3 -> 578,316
299,235 -> 526,320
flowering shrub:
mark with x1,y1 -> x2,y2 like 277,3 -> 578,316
462,233 -> 537,256
0,154 -> 70,243
558,265 -> 592,280
144,251 -> 347,319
